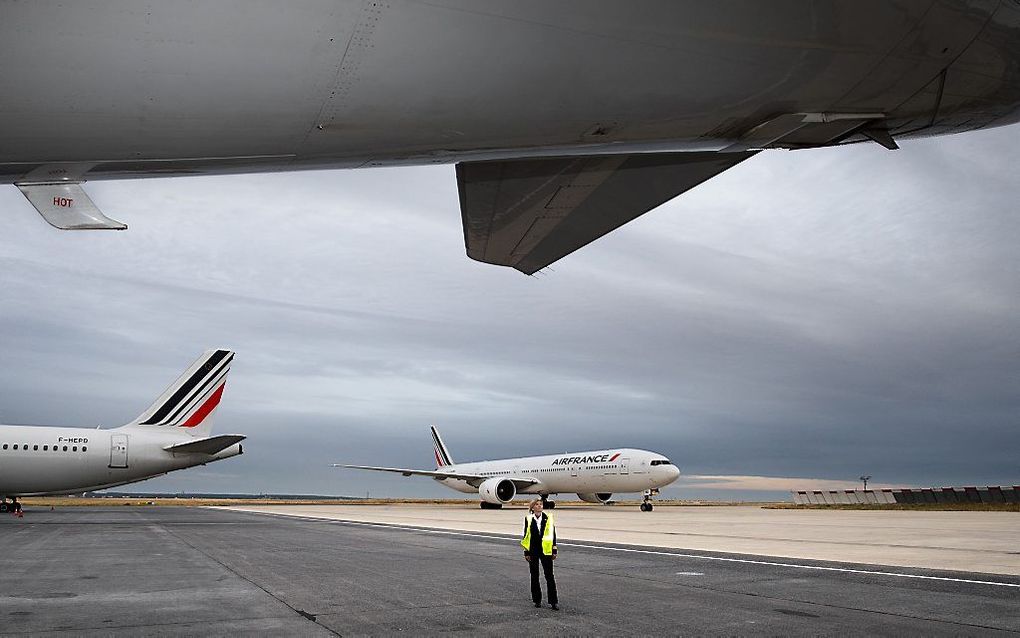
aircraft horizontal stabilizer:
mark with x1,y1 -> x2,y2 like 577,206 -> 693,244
16,182 -> 127,230
457,151 -> 758,274
164,434 -> 246,455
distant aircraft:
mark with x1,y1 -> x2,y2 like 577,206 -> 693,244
0,350 -> 245,513
4,2 -> 1020,273
334,425 -> 680,511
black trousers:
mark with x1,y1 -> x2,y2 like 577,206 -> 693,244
529,555 -> 557,605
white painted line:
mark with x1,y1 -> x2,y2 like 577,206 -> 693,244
221,508 -> 1020,589
675,571 -> 705,576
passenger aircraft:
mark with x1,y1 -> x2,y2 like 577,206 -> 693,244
335,426 -> 680,510
4,2 -> 1020,273
0,350 -> 245,513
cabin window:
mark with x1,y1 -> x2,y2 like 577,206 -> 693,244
33,445 -> 39,451
72,446 -> 78,452
2,444 -> 6,450
62,446 -> 68,451
82,446 -> 87,452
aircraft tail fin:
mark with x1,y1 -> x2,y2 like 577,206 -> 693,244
431,425 -> 454,468
126,349 -> 234,437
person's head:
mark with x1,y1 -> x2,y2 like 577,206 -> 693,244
529,499 -> 544,516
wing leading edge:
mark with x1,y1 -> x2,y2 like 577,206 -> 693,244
458,151 -> 758,275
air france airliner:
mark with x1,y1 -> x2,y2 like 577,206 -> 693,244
0,350 -> 245,513
335,426 -> 680,511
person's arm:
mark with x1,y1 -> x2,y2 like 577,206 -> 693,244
552,522 -> 557,558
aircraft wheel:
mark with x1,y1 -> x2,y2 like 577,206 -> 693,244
543,500 -> 556,509
0,503 -> 7,513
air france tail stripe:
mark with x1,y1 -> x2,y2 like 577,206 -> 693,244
432,430 -> 451,466
158,361 -> 230,426
141,351 -> 231,425
181,383 -> 225,428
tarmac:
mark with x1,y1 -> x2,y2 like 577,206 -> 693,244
1,504 -> 1018,636
226,502 -> 1020,576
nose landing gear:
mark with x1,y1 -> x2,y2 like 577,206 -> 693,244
639,489 -> 659,512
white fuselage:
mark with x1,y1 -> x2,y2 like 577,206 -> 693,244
0,424 -> 241,497
440,448 -> 679,496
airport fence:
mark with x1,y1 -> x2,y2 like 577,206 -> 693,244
790,486 -> 1020,505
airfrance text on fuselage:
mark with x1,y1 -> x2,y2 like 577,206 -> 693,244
550,453 -> 620,466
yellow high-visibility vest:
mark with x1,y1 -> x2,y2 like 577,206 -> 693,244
521,513 -> 555,555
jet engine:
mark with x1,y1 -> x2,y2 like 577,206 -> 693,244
479,477 -> 517,504
577,492 -> 613,504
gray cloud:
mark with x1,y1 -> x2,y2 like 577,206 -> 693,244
1,126 -> 1018,498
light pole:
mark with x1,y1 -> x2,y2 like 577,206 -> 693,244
859,475 -> 872,491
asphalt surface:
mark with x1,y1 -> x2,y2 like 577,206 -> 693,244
0,507 -> 1017,636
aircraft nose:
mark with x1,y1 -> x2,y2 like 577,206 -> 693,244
668,465 -> 681,480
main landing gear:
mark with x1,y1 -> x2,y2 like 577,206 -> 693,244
639,489 -> 658,512
541,497 -> 556,509
1,497 -> 23,517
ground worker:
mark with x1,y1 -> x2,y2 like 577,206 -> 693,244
521,498 -> 558,610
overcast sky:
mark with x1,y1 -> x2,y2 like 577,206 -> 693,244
1,125 -> 1018,501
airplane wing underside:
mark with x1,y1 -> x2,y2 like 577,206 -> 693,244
457,151 -> 758,275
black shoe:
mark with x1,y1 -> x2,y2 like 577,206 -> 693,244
550,604 -> 559,611
534,602 -> 542,608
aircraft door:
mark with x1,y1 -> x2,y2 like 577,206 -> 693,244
619,458 -> 630,475
109,434 -> 128,468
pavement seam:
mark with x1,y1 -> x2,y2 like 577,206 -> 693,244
153,518 -> 343,637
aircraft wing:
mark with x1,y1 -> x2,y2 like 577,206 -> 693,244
334,464 -> 542,490
457,151 -> 758,275
333,464 -> 486,482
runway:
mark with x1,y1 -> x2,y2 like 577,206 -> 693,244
1,506 -> 1017,636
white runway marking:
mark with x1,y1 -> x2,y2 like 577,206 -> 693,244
226,508 -> 1020,589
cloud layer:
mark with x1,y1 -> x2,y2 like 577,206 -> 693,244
1,125 -> 1018,499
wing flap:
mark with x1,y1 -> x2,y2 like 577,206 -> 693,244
458,151 -> 757,274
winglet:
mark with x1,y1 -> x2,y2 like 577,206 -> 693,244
17,182 -> 127,230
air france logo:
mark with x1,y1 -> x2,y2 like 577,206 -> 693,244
551,452 -> 620,466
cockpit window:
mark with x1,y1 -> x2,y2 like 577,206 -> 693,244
650,459 -> 672,466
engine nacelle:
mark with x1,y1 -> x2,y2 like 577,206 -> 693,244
479,477 -> 517,504
577,492 -> 613,504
